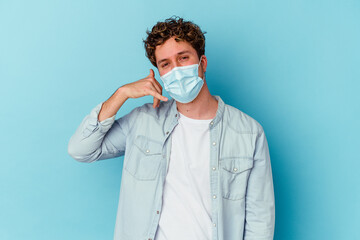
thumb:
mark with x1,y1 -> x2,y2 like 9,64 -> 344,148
148,69 -> 155,78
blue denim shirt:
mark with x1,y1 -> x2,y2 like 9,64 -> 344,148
68,96 -> 275,240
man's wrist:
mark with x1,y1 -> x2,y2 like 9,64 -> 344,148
116,86 -> 129,101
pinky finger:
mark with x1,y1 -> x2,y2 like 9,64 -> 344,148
148,89 -> 168,102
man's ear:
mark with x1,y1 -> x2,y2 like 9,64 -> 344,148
200,55 -> 208,73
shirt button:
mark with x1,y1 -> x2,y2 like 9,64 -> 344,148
166,131 -> 169,135
233,168 -> 238,172
213,195 -> 217,199
212,167 -> 216,171
175,114 -> 177,117
148,238 -> 152,240
146,149 -> 150,153
212,142 -> 216,146
213,223 -> 216,227
210,121 -> 214,125
157,210 -> 160,214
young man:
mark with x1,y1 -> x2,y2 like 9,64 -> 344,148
68,17 -> 275,240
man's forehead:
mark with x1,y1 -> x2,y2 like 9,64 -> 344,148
160,50 -> 192,57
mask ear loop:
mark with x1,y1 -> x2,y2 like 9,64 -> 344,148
198,55 -> 205,80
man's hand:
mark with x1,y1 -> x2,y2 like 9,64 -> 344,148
98,69 -> 167,122
123,69 -> 168,108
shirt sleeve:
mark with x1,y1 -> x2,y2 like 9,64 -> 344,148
67,102 -> 134,163
244,129 -> 275,240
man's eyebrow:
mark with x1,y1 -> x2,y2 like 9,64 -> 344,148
157,50 -> 192,65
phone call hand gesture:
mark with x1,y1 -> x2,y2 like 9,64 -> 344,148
123,69 -> 168,108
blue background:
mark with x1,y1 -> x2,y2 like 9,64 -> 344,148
1,0 -> 359,239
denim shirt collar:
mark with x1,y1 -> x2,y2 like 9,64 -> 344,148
211,95 -> 225,128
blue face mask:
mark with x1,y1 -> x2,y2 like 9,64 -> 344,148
160,57 -> 204,103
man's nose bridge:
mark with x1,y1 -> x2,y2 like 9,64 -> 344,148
174,60 -> 181,68
168,59 -> 181,72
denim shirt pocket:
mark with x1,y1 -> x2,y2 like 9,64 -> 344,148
124,135 -> 163,181
220,157 -> 254,200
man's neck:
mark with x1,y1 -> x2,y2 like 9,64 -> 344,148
175,83 -> 218,120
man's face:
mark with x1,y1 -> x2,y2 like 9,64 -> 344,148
155,36 -> 207,78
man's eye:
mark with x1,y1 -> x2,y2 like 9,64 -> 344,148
162,63 -> 169,68
180,56 -> 188,60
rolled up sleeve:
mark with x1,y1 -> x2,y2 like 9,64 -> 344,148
67,102 -> 133,163
244,129 -> 275,240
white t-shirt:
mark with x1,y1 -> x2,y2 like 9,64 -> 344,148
154,112 -> 213,240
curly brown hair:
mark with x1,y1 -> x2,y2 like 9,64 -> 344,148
143,16 -> 206,67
